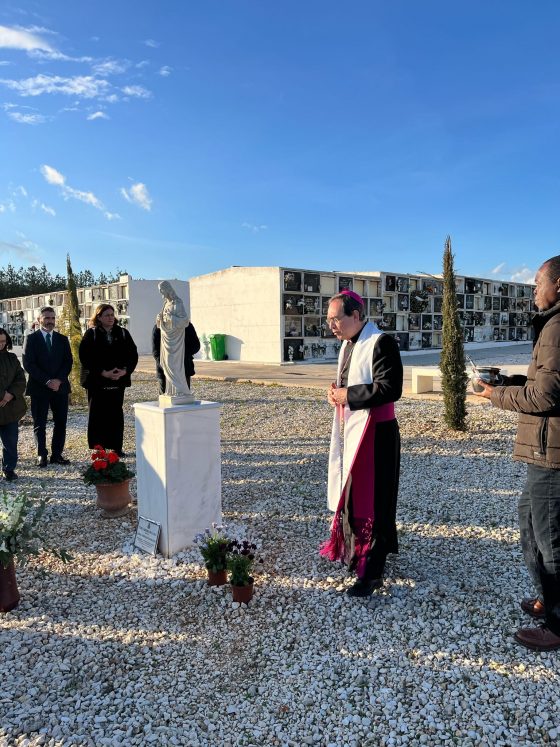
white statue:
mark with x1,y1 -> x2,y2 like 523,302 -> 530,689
157,280 -> 194,406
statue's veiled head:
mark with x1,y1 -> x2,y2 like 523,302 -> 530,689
158,280 -> 179,301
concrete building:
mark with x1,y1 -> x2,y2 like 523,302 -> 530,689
0,274 -> 189,356
189,266 -> 535,364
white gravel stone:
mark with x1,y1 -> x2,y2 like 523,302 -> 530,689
2,369 -> 558,746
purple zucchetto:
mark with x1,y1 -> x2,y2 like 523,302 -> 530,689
340,289 -> 364,306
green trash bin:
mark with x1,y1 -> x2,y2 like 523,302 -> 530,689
209,334 -> 226,361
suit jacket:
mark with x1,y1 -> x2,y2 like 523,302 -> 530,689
22,329 -> 73,397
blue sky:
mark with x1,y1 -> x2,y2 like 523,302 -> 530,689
0,2 -> 557,285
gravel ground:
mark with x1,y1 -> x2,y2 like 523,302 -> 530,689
1,372 -> 559,747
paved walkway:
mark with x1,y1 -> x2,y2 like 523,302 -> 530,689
136,342 -> 532,397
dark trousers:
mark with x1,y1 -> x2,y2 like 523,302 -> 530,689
87,387 -> 125,452
519,464 -> 560,635
0,421 -> 18,472
30,391 -> 69,458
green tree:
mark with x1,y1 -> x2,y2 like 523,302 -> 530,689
440,236 -> 468,430
59,254 -> 86,405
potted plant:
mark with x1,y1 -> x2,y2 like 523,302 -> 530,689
0,489 -> 71,612
227,539 -> 261,603
83,445 -> 135,517
195,523 -> 230,585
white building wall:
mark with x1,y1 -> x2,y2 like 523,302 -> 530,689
128,279 -> 189,355
190,267 -> 282,363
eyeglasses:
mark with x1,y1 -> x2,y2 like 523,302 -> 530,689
326,316 -> 346,326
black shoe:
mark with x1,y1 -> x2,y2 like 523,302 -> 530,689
37,455 -> 48,468
346,578 -> 383,597
50,456 -> 71,465
3,470 -> 18,482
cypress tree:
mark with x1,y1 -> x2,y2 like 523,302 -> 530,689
440,236 -> 468,430
60,254 -> 86,405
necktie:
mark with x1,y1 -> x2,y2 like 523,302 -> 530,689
46,333 -> 52,352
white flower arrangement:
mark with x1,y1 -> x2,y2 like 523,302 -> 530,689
0,490 -> 71,569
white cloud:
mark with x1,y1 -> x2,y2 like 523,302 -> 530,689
0,24 -> 54,53
144,39 -> 159,48
0,235 -> 40,261
14,186 -> 27,197
31,199 -> 56,216
510,267 -> 536,284
104,211 -> 121,221
120,182 -> 152,211
159,65 -> 172,77
0,200 -> 16,213
242,222 -> 268,233
92,58 -> 130,76
7,110 -> 46,124
490,262 -> 506,275
0,61 -> 12,66
87,110 -> 109,121
121,84 -> 151,99
0,73 -> 112,99
65,186 -> 103,209
40,163 -> 115,216
489,262 -> 536,284
136,60 -> 149,69
41,164 -> 65,186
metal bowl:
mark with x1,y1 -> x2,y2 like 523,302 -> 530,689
471,366 -> 501,393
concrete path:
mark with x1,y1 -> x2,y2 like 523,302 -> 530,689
136,342 -> 532,396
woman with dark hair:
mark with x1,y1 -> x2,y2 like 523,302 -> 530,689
79,304 -> 138,456
0,328 -> 27,480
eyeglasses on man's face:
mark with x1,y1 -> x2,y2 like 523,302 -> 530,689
326,315 -> 347,327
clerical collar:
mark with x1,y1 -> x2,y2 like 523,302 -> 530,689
349,322 -> 367,344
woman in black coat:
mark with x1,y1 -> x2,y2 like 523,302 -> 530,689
0,328 -> 27,480
79,304 -> 138,456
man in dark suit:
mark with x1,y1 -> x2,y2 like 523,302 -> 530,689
152,319 -> 200,394
22,306 -> 73,467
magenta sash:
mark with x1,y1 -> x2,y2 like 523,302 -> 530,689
320,402 -> 395,577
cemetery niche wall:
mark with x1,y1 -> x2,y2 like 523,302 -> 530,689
280,269 -> 534,362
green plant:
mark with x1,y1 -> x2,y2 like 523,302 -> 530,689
83,446 -> 135,485
59,253 -> 87,405
440,235 -> 468,430
0,489 -> 71,568
227,539 -> 261,587
194,524 -> 230,572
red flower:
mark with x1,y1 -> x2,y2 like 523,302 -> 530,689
93,445 -> 104,451
93,459 -> 108,471
107,452 -> 119,464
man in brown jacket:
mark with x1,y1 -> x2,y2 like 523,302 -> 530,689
476,255 -> 560,651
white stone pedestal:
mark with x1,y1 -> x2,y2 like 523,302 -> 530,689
133,400 -> 221,557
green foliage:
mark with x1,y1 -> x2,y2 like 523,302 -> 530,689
226,539 -> 261,587
440,236 -> 468,430
195,524 -> 231,572
0,263 -> 127,300
60,254 -> 87,405
83,446 -> 135,485
0,489 -> 72,568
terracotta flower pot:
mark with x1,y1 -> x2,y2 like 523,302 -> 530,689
95,479 -> 132,517
231,577 -> 254,603
0,558 -> 20,613
207,568 -> 227,586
